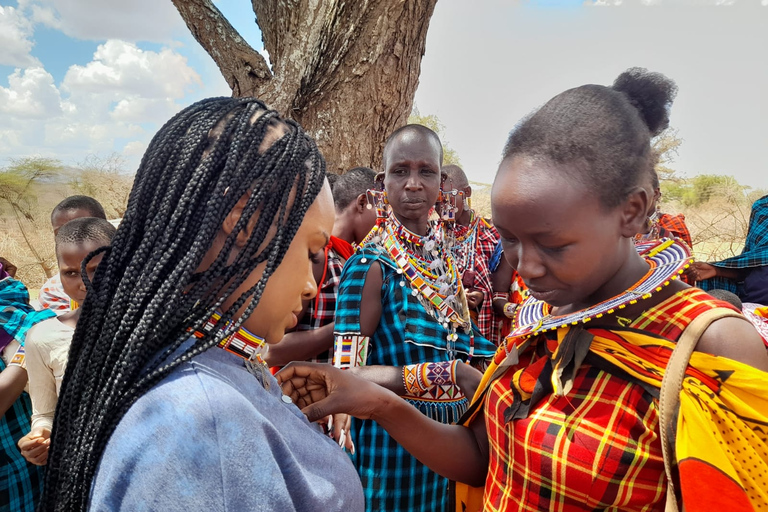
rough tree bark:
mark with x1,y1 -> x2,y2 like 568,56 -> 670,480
171,0 -> 438,172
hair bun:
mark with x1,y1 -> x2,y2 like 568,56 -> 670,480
612,67 -> 678,136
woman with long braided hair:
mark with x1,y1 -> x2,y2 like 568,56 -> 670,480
41,97 -> 364,511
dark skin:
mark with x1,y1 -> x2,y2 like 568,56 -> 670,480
278,154 -> 768,489
266,192 -> 377,367
444,168 -> 484,310
349,130 -> 484,397
491,258 -> 516,317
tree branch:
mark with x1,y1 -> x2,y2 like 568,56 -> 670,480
172,0 -> 273,97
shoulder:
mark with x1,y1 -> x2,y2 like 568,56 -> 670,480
25,317 -> 68,348
91,352 -> 283,510
697,315 -> 768,372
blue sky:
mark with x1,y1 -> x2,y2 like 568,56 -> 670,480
1,0 -> 766,191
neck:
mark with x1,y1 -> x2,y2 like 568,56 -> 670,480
393,212 -> 430,236
332,213 -> 357,245
457,209 -> 473,227
58,307 -> 82,329
555,242 -> 651,316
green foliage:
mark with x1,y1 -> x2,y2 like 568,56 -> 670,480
407,108 -> 461,166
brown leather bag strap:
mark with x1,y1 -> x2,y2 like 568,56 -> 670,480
659,308 -> 746,511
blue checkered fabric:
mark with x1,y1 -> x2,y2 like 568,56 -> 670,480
0,356 -> 45,512
0,277 -> 56,349
700,195 -> 768,294
335,248 -> 495,512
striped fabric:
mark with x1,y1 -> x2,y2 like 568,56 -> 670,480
335,248 -> 496,512
478,288 -> 738,512
699,194 -> 768,294
0,356 -> 45,512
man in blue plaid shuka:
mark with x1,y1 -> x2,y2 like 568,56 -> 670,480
334,248 -> 495,512
698,195 -> 768,304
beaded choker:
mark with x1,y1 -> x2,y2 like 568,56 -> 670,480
192,312 -> 268,364
509,238 -> 693,339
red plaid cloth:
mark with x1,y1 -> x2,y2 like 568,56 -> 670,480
658,213 -> 693,250
294,246 -> 345,364
475,220 -> 499,340
482,287 -> 732,512
453,220 -> 497,340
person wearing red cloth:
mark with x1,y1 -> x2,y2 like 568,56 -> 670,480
266,167 -> 377,367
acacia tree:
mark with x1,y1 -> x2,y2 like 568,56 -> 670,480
0,157 -> 61,279
172,0 -> 438,172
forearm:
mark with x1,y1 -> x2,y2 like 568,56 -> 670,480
372,391 -> 488,486
715,266 -> 747,280
266,323 -> 335,367
0,366 -> 27,415
349,365 -> 405,394
31,413 -> 54,432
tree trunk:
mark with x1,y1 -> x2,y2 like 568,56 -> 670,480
171,0 -> 437,173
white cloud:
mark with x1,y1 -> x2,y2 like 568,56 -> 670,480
18,0 -> 186,42
0,67 -> 61,118
0,5 -> 41,67
0,39 -> 202,167
63,40 -> 201,98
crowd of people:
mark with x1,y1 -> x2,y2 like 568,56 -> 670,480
1,67 -> 768,512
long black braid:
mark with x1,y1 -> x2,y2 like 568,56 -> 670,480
41,97 -> 327,511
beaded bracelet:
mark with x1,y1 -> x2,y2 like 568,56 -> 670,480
402,360 -> 459,396
503,302 -> 518,319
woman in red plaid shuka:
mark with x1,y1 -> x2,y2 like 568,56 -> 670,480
278,69 -> 768,512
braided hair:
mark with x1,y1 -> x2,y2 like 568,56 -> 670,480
42,97 -> 326,511
502,67 -> 677,208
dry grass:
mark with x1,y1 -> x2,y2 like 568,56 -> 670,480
471,182 -> 752,262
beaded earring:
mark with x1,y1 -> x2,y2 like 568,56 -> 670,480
439,189 -> 458,225
367,179 -> 389,221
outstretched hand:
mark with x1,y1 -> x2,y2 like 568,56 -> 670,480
276,362 -> 391,424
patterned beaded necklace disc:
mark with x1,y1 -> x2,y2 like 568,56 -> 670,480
508,238 -> 693,340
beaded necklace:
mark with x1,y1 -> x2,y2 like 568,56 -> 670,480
363,213 -> 473,358
508,238 -> 693,341
192,311 -> 275,390
451,216 -> 479,279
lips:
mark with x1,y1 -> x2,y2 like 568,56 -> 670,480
527,287 -> 559,303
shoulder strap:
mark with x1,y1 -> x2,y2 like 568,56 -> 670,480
659,308 -> 746,511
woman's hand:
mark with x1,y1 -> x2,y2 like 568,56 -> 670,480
454,361 -> 483,400
18,427 -> 50,466
277,362 -> 392,423
466,289 -> 484,310
690,261 -> 717,281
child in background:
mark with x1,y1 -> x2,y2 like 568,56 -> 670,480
18,218 -> 116,466
38,196 -> 107,313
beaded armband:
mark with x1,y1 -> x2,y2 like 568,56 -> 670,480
333,334 -> 369,369
402,360 -> 462,399
9,345 -> 25,367
492,292 -> 509,302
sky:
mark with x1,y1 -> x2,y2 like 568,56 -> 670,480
1,0 -> 766,190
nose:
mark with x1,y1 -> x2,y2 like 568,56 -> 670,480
511,245 -> 546,282
302,259 -> 319,301
78,278 -> 87,292
404,173 -> 423,191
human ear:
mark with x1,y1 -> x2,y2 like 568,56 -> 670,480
355,192 -> 368,213
465,185 -> 472,198
619,186 -> 651,238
